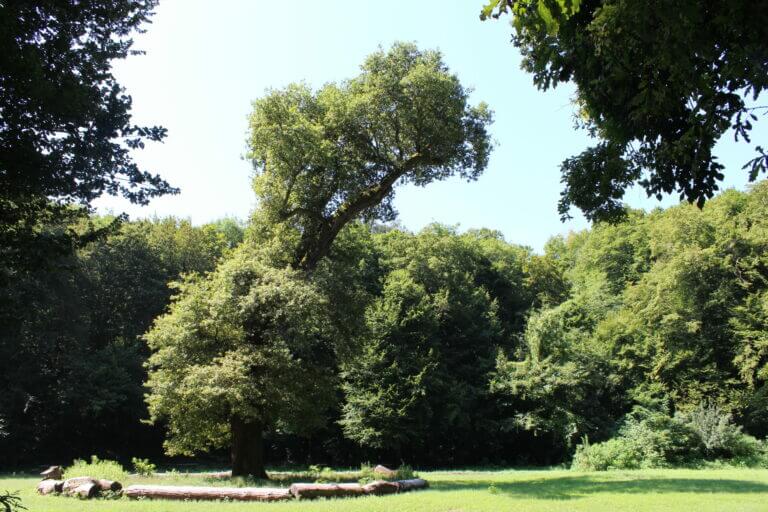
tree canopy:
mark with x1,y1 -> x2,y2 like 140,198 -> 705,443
3,183 -> 768,470
482,0 -> 768,222
0,0 -> 174,269
248,42 -> 493,270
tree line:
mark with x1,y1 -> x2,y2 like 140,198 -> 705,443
2,181 -> 767,469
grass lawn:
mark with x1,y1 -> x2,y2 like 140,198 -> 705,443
4,467 -> 768,511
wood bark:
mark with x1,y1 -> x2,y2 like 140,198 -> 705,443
362,480 -> 400,495
294,154 -> 432,272
289,479 -> 427,499
40,466 -> 62,480
396,478 -> 429,492
62,477 -> 98,494
230,417 -> 267,478
289,482 -> 367,499
124,485 -> 292,501
36,480 -> 63,495
71,483 -> 99,499
119,478 -> 428,502
97,479 -> 122,492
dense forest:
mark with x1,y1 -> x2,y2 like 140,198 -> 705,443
2,181 -> 766,470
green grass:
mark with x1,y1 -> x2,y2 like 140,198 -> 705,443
5,467 -> 768,511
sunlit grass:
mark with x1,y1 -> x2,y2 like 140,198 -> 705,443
5,467 -> 768,511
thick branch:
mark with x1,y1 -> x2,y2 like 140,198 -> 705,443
294,153 -> 429,271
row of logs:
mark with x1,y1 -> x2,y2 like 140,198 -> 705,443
37,476 -> 123,499
36,464 -> 429,502
122,478 -> 429,501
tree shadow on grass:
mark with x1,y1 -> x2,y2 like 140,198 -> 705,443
432,474 -> 768,500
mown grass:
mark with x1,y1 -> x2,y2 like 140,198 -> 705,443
4,467 -> 768,511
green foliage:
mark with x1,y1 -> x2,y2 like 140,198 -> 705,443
247,42 -> 493,270
143,43 -> 494,474
0,216 -> 229,466
64,456 -> 127,482
144,245 -> 337,456
308,465 -> 344,483
0,491 -> 25,512
131,458 -> 157,477
573,403 -> 768,470
358,464 -> 417,483
340,225 -> 531,463
482,1 -> 768,222
0,0 -> 175,270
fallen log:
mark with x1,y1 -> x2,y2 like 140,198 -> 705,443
37,480 -> 63,495
40,466 -> 63,480
363,480 -> 400,495
122,477 -> 429,502
289,482 -> 367,499
290,479 -> 421,499
62,477 -> 98,495
124,485 -> 292,502
97,479 -> 122,492
397,478 -> 429,492
71,483 -> 99,499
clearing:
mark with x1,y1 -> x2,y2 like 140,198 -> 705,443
5,467 -> 768,511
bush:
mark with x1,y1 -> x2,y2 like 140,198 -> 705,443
131,457 -> 156,476
393,464 -> 417,480
359,463 -> 417,483
0,491 -> 25,512
572,402 -> 768,470
677,401 -> 746,457
64,455 -> 127,482
572,436 -> 656,471
572,406 -> 702,470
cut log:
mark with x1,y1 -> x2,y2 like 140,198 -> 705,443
37,480 -> 63,495
289,482 -> 367,499
397,478 -> 429,492
62,477 -> 98,495
40,466 -> 63,480
373,465 -> 397,478
97,479 -> 122,492
124,485 -> 292,502
71,483 -> 99,499
363,480 -> 400,495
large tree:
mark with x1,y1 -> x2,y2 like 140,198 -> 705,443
144,42 -> 494,477
0,0 -> 174,270
482,0 -> 768,222
249,42 -> 493,270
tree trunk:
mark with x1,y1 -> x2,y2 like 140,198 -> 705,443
231,417 -> 268,479
125,485 -> 291,501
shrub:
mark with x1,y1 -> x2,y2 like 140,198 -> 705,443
63,455 -> 127,482
572,402 -> 768,470
677,401 -> 745,457
358,464 -> 375,484
131,457 -> 156,476
359,463 -> 417,483
393,464 -> 417,480
0,491 -> 25,512
572,406 -> 702,470
572,436 -> 654,471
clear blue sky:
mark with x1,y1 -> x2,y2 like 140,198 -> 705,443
95,0 -> 766,252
